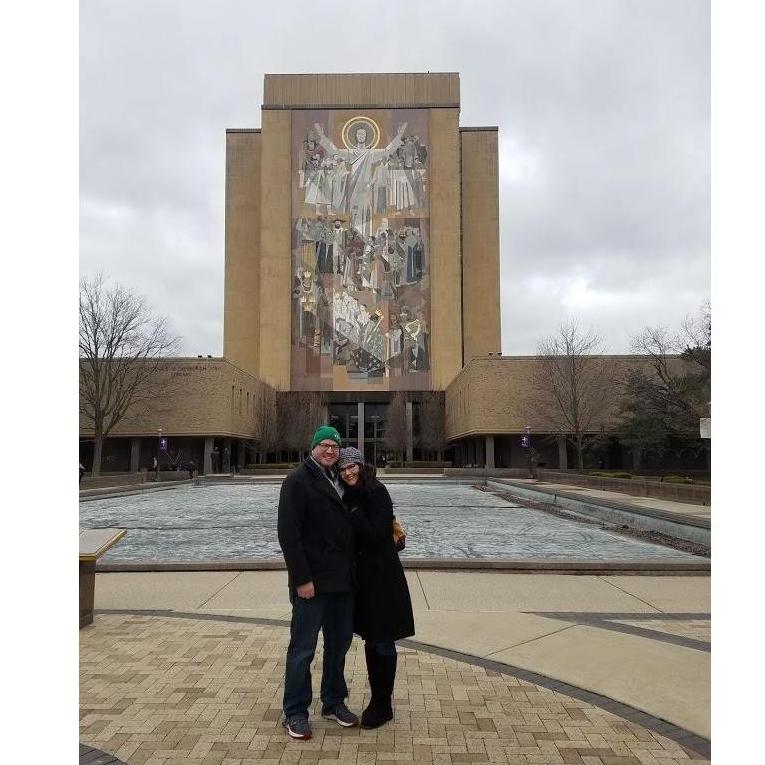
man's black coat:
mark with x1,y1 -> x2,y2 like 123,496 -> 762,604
277,457 -> 355,596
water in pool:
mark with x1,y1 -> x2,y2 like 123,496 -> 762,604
80,482 -> 697,562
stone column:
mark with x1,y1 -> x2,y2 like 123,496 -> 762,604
357,401 -> 365,452
485,435 -> 495,469
557,436 -> 568,471
130,437 -> 141,473
203,437 -> 214,475
237,440 -> 246,471
258,110 -> 292,389
405,401 -> 413,463
79,560 -> 96,628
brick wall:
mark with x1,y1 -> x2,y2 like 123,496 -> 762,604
445,355 -> 695,440
79,358 -> 275,439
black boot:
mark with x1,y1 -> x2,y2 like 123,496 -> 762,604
361,646 -> 396,729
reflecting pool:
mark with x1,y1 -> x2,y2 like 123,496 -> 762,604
80,482 -> 697,562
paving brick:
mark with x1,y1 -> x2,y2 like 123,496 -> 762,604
80,615 -> 709,765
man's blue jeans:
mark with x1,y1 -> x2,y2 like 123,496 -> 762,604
283,592 -> 354,719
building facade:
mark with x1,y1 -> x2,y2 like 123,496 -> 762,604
78,357 -> 269,475
222,72 -> 500,458
79,73 -> 707,475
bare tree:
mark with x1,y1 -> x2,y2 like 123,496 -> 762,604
417,391 -> 445,461
629,302 -> 711,432
621,302 -> 711,468
531,319 -> 617,471
79,273 -> 180,476
384,393 -> 408,463
253,381 -> 278,463
680,300 -> 711,377
280,391 -> 324,461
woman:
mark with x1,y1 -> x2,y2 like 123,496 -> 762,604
337,447 -> 414,729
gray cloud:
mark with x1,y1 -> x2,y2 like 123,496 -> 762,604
80,0 -> 709,356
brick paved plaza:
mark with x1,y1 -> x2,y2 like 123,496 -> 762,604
80,613 -> 709,765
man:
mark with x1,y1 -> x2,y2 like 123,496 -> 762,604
277,425 -> 359,740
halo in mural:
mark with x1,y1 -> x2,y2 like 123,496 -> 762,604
341,116 -> 381,149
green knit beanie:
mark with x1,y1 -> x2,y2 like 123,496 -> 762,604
310,425 -> 342,451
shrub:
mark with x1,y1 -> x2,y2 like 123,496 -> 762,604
590,471 -> 633,479
661,475 -> 696,484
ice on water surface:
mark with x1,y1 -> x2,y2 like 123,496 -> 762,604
80,482 -> 697,562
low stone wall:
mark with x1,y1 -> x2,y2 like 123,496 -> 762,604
80,471 -> 192,490
384,467 -> 446,475
241,465 -> 297,474
445,468 -> 531,479
80,473 -> 147,490
536,470 -> 710,505
386,462 -> 452,469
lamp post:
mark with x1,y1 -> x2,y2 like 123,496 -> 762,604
521,425 -> 532,478
153,428 -> 163,481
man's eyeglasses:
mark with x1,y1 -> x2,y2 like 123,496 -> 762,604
317,442 -> 340,452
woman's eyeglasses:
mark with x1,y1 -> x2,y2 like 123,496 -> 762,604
338,465 -> 358,473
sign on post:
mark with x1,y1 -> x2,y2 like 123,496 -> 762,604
520,435 -> 530,448
160,437 -> 168,451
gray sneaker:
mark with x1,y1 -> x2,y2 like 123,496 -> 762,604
283,716 -> 312,740
321,702 -> 359,727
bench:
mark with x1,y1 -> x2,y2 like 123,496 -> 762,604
79,528 -> 126,628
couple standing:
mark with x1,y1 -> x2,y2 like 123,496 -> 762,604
277,425 -> 414,740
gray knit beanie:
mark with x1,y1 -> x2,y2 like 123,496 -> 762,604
338,447 -> 364,469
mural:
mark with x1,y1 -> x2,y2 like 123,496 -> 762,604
291,110 -> 430,390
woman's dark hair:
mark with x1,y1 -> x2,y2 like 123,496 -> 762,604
354,462 -> 378,494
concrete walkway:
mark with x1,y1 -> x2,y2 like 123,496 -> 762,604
84,569 -> 710,763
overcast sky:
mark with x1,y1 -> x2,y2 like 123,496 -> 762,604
80,0 -> 709,357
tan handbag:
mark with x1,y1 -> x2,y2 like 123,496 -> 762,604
392,517 -> 406,551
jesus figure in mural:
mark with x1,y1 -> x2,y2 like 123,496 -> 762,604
313,121 -> 407,239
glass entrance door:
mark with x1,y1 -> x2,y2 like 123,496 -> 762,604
328,401 -> 389,465
364,403 -> 387,466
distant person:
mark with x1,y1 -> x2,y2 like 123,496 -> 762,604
152,456 -> 159,481
337,447 -> 414,729
277,425 -> 359,740
79,463 -> 85,484
187,459 -> 196,479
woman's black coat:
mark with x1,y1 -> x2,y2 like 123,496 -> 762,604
343,480 -> 415,642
